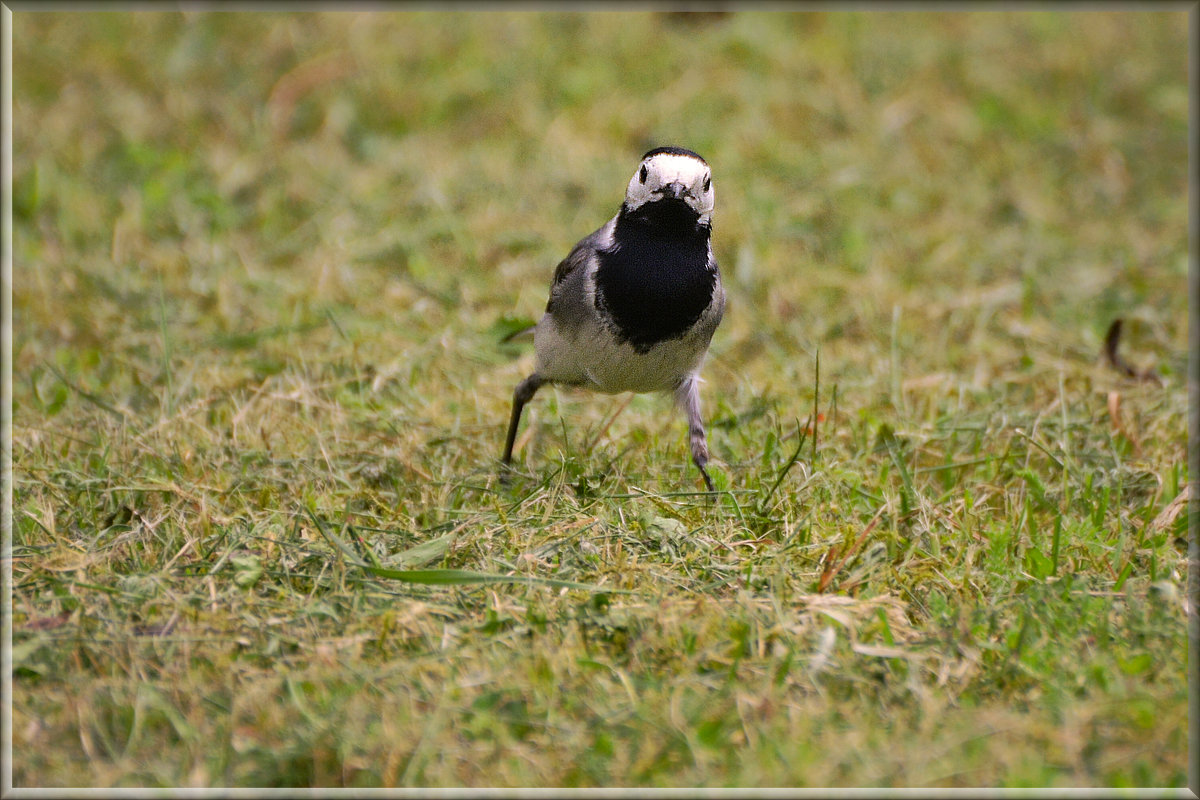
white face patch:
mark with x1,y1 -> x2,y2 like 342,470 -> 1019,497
624,152 -> 714,224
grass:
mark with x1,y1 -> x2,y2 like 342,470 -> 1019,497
9,9 -> 1191,790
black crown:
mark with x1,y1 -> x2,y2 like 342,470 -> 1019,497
641,145 -> 707,164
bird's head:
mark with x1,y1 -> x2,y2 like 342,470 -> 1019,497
622,146 -> 713,229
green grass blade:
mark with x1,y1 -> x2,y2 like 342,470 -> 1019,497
306,506 -> 622,593
358,564 -> 624,593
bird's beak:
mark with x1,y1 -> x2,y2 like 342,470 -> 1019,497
658,182 -> 688,200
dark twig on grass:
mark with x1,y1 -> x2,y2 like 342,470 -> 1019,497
1103,318 -> 1163,385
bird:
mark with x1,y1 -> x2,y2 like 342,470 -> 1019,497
502,146 -> 726,490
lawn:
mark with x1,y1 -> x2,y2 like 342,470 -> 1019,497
8,9 -> 1192,790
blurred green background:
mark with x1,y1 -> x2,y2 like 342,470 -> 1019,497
15,11 -> 1187,385
11,10 -> 1189,789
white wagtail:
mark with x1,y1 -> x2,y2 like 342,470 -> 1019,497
502,146 -> 725,490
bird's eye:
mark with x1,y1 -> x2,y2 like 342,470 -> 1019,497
703,175 -> 711,191
639,165 -> 648,184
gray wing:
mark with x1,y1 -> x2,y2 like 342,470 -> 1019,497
545,217 -> 615,313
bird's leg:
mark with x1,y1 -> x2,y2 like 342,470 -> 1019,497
503,373 -> 546,468
676,374 -> 715,492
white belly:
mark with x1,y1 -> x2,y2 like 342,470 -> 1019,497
534,315 -> 709,394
